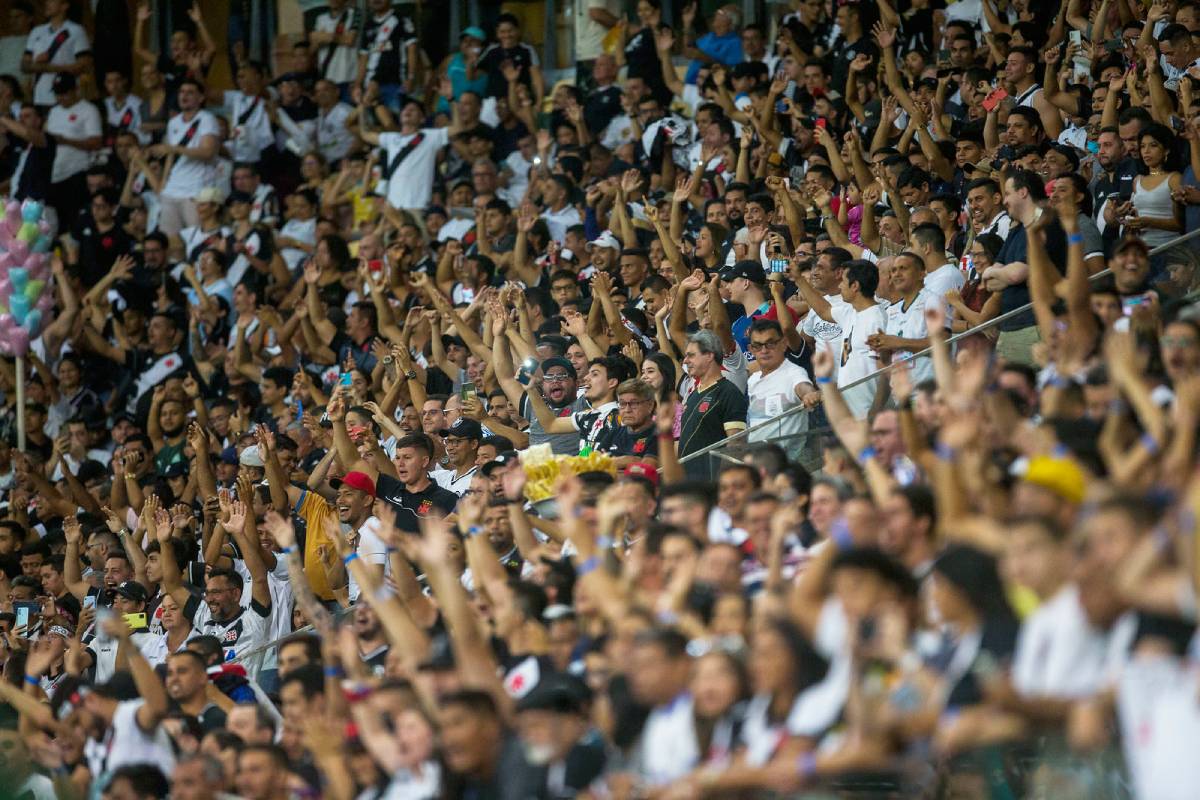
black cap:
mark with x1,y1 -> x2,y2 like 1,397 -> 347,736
540,356 -> 576,379
720,260 -> 766,284
438,417 -> 483,440
162,460 -> 189,479
52,73 -> 77,94
112,580 -> 149,605
515,672 -> 592,715
227,189 -> 254,205
481,449 -> 520,476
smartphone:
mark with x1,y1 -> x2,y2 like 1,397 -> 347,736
1086,140 -> 1100,154
775,99 -> 788,114
123,612 -> 148,630
13,601 -> 38,630
1122,292 -> 1154,316
339,372 -> 353,387
937,48 -> 951,64
82,594 -> 97,610
815,117 -> 827,130
1069,30 -> 1082,46
768,244 -> 788,274
1170,115 -> 1186,134
982,87 -> 1009,112
367,259 -> 383,274
460,381 -> 477,403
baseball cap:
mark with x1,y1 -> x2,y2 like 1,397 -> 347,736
112,580 -> 149,605
515,672 -> 592,715
162,461 -> 189,479
587,230 -> 621,251
239,447 -> 265,468
720,260 -> 767,284
1020,455 -> 1086,505
1114,236 -> 1150,256
227,189 -> 253,206
219,446 -> 240,465
622,462 -> 660,489
461,25 -> 486,41
481,449 -> 521,476
338,470 -> 377,497
52,73 -> 77,94
540,356 -> 576,379
194,186 -> 223,205
439,417 -> 483,440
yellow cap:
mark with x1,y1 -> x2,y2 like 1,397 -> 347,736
1021,455 -> 1086,505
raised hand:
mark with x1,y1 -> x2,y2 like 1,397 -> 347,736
812,345 -> 835,380
263,511 -> 297,550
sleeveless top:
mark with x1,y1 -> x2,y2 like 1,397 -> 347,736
1131,175 -> 1177,247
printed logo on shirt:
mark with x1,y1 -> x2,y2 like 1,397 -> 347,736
417,498 -> 433,516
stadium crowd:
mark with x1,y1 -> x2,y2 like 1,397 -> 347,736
0,0 -> 1199,797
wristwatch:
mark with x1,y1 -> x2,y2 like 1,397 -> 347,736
404,369 -> 417,380
382,355 -> 394,365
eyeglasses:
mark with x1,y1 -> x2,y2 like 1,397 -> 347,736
618,400 -> 649,409
543,373 -> 572,383
749,339 -> 782,351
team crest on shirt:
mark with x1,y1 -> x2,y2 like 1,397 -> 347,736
417,499 -> 433,515
633,439 -> 646,454
698,401 -> 710,413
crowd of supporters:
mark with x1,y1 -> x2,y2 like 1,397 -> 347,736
0,0 -> 1199,797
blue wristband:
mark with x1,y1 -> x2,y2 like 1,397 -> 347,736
342,552 -> 360,565
816,376 -> 833,385
323,666 -> 344,678
23,674 -> 39,687
577,555 -> 601,576
596,535 -> 614,551
1139,432 -> 1159,455
1067,232 -> 1083,245
466,525 -> 484,539
797,751 -> 817,780
830,518 -> 853,551
857,445 -> 877,465
280,545 -> 296,555
934,442 -> 955,461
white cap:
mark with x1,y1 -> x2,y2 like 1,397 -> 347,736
587,230 -> 621,251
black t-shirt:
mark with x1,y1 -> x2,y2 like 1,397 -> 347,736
74,220 -> 134,287
623,25 -> 669,104
478,42 -> 539,99
604,424 -> 659,461
375,473 -> 459,533
585,85 -> 624,138
680,378 -> 748,479
996,217 -> 1068,332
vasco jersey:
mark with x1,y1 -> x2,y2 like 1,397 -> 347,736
359,11 -> 416,86
884,290 -> 935,385
571,400 -> 621,452
184,594 -> 271,674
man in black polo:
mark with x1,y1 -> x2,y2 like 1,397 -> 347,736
375,433 -> 459,532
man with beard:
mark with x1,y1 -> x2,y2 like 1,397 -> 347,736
496,329 -> 588,454
512,673 -> 607,794
525,357 -> 623,455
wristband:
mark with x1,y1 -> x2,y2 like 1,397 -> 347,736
280,545 -> 296,555
830,518 -> 854,551
385,546 -> 398,554
816,376 -> 833,385
857,445 -> 877,465
23,674 -> 39,687
323,666 -> 344,678
1139,432 -> 1159,455
1067,232 -> 1083,245
934,442 -> 955,461
577,555 -> 601,577
596,534 -> 615,551
466,525 -> 484,539
342,552 -> 360,565
797,752 -> 817,781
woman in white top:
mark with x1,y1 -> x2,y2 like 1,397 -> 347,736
1113,124 -> 1182,249
352,700 -> 442,800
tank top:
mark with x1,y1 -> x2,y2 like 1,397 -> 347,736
1130,175 -> 1177,247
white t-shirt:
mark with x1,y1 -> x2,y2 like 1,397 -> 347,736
1117,655 -> 1200,800
635,694 -> 700,787
832,303 -> 887,417
178,224 -> 230,263
316,102 -> 355,162
87,630 -> 162,684
162,110 -> 221,199
46,99 -> 100,183
747,360 -> 812,442
1011,584 -> 1110,699
223,91 -> 274,163
884,289 -> 935,385
431,465 -> 478,496
25,20 -> 90,106
348,517 -> 390,603
278,216 -> 317,273
314,7 -> 360,84
923,262 -> 965,318
540,203 -> 583,242
13,774 -> 55,800
801,295 -> 847,369
105,94 -> 149,145
574,0 -> 621,61
84,699 -> 176,780
380,127 -> 450,210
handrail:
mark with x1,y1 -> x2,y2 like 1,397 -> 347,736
680,225 -> 1200,464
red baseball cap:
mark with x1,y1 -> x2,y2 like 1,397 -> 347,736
622,462 -> 660,489
338,470 -> 376,497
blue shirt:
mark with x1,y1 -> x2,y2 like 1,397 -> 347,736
685,32 -> 743,84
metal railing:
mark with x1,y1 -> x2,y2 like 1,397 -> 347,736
679,225 -> 1200,465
